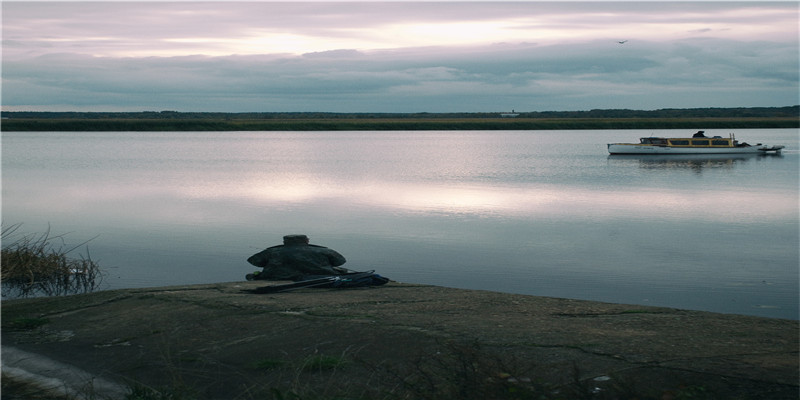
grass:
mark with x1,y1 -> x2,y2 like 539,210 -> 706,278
252,359 -> 289,370
125,383 -> 197,400
4,317 -> 50,331
250,355 -> 351,377
1,223 -> 103,298
0,336 -> 765,400
300,355 -> 350,372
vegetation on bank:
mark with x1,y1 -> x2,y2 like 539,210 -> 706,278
0,337 -> 723,400
2,106 -> 797,131
1,224 -> 103,298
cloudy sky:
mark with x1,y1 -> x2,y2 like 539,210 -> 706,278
2,1 -> 798,112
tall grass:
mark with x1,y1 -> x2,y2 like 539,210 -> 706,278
1,224 -> 103,298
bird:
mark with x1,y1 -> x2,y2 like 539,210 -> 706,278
618,40 -> 628,44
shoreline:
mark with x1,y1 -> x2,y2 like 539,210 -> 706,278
2,281 -> 798,399
2,117 -> 798,131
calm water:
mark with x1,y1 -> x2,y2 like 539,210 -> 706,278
3,129 -> 798,319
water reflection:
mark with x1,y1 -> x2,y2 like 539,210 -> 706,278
5,165 -> 796,230
607,153 -> 784,172
232,182 -> 795,223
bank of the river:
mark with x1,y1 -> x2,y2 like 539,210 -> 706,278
2,281 -> 797,399
2,116 -> 799,131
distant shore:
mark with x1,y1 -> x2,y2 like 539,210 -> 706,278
2,117 -> 799,132
2,107 -> 798,131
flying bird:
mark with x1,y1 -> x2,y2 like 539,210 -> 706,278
618,40 -> 628,44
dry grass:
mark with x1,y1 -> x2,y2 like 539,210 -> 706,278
1,223 -> 103,298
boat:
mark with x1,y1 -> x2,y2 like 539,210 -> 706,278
607,131 -> 785,155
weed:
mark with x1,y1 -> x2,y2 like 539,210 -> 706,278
380,340 -> 550,400
621,309 -> 660,314
252,358 -> 288,370
1,223 -> 103,298
672,385 -> 712,400
267,388 -> 302,400
300,354 -> 349,372
4,317 -> 50,331
125,383 -> 197,400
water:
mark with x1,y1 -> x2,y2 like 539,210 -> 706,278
3,129 -> 798,319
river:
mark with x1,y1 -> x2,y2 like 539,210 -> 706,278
3,129 -> 798,319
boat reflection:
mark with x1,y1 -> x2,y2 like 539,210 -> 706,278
607,153 -> 783,171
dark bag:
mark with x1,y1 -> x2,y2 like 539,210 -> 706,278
247,270 -> 389,294
306,271 -> 390,288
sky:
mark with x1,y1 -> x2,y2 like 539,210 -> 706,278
2,1 -> 798,113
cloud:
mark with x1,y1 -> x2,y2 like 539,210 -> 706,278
2,2 -> 797,112
4,2 -> 797,58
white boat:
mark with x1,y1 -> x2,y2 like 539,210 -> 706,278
607,131 -> 785,155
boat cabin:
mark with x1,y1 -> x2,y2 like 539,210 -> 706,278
639,136 -> 735,148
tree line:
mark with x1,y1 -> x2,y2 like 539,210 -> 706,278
2,106 -> 797,131
2,106 -> 798,120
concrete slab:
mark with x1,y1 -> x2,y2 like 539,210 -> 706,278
2,281 -> 798,399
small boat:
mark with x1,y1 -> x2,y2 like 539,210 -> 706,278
607,131 -> 785,155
